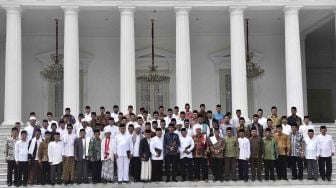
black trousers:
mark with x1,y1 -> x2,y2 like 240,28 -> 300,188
50,163 -> 62,184
180,157 -> 193,180
91,161 -> 102,183
224,157 -> 237,180
165,155 -> 178,181
276,155 -> 288,180
41,161 -> 50,185
193,158 -> 208,180
264,160 -> 275,180
289,156 -> 303,179
211,157 -> 223,181
17,161 -> 28,186
319,157 -> 332,179
76,159 -> 88,183
131,157 -> 141,181
250,158 -> 262,179
238,159 -> 248,180
151,160 -> 163,182
7,160 -> 18,185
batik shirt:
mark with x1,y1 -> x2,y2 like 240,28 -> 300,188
6,137 -> 19,161
88,138 -> 101,161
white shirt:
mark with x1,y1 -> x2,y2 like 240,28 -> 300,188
15,140 -> 29,162
101,137 -> 114,161
231,118 -> 240,128
47,120 -> 58,130
258,117 -> 267,129
150,136 -> 164,160
164,116 -> 173,125
84,113 -> 92,121
111,112 -> 119,123
113,133 -> 133,157
24,125 -> 35,141
81,138 -> 90,159
186,128 -> 194,137
133,134 -> 141,157
73,122 -> 82,135
238,137 -> 250,160
178,135 -> 194,159
57,127 -> 67,140
103,125 -> 119,139
304,136 -> 320,159
76,126 -> 94,139
282,124 -> 291,135
62,133 -> 76,156
172,114 -> 180,121
299,124 -> 315,138
317,134 -> 335,157
41,127 -> 50,139
48,141 -> 63,165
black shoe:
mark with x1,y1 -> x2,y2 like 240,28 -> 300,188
292,177 -> 297,180
283,178 -> 288,181
172,179 -> 177,182
244,179 -> 248,182
308,178 -> 313,180
314,178 -> 318,181
166,179 -> 170,182
251,178 -> 255,181
327,177 -> 331,181
322,177 -> 326,181
7,183 -> 12,186
123,181 -> 129,184
258,178 -> 262,181
118,181 -> 122,184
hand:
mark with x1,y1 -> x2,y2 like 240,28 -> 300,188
155,155 -> 159,158
301,153 -> 305,158
16,161 -> 18,165
316,156 -> 319,160
114,154 -> 118,159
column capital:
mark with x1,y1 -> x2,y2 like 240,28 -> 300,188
2,4 -> 21,13
283,5 -> 303,15
119,6 -> 136,14
174,7 -> 192,15
228,5 -> 247,13
61,5 -> 80,14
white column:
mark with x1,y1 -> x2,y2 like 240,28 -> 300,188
119,7 -> 136,114
1,5 -> 22,126
229,6 -> 248,118
334,10 -> 336,39
284,6 -> 304,117
175,7 -> 192,110
62,6 -> 80,117
300,38 -> 308,116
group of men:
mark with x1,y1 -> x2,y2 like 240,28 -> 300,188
5,104 -> 335,186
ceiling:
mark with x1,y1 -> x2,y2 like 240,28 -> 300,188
0,7 -> 334,38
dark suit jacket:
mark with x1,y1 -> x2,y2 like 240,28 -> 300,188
139,138 -> 151,161
74,137 -> 90,161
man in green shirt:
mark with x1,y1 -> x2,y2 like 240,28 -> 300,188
263,128 -> 278,181
224,127 -> 238,181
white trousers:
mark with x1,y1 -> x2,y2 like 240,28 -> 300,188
117,156 -> 129,181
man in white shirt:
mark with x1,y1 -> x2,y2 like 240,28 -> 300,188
84,106 -> 92,122
114,124 -> 134,184
179,128 -> 194,181
77,120 -> 93,139
172,106 -> 180,120
164,108 -> 174,125
130,124 -> 143,182
57,121 -> 67,140
24,117 -> 37,141
231,109 -> 242,129
299,116 -> 315,138
103,117 -> 119,139
317,125 -> 335,181
73,114 -> 84,136
27,129 -> 43,184
184,119 -> 194,137
48,132 -> 63,185
304,129 -> 319,181
47,112 -> 58,130
257,109 -> 267,129
111,105 -> 119,123
62,124 -> 76,184
281,116 -> 291,135
150,128 -> 164,182
41,119 -> 50,139
193,116 -> 210,137
237,129 -> 250,182
15,130 -> 29,186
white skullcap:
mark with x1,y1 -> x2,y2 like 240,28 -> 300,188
81,118 -> 88,123
193,124 -> 202,130
30,116 -> 36,120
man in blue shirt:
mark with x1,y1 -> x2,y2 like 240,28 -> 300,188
163,124 -> 180,182
213,104 -> 224,125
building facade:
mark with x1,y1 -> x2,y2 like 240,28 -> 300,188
0,0 -> 336,124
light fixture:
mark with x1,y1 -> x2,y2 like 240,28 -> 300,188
137,18 -> 169,82
40,18 -> 64,82
245,18 -> 264,78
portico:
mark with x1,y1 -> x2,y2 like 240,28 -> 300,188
0,0 -> 336,124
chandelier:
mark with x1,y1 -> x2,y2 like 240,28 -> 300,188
137,18 -> 170,82
40,19 -> 64,82
245,19 -> 264,78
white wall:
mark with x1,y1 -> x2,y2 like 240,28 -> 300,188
0,33 -> 288,123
